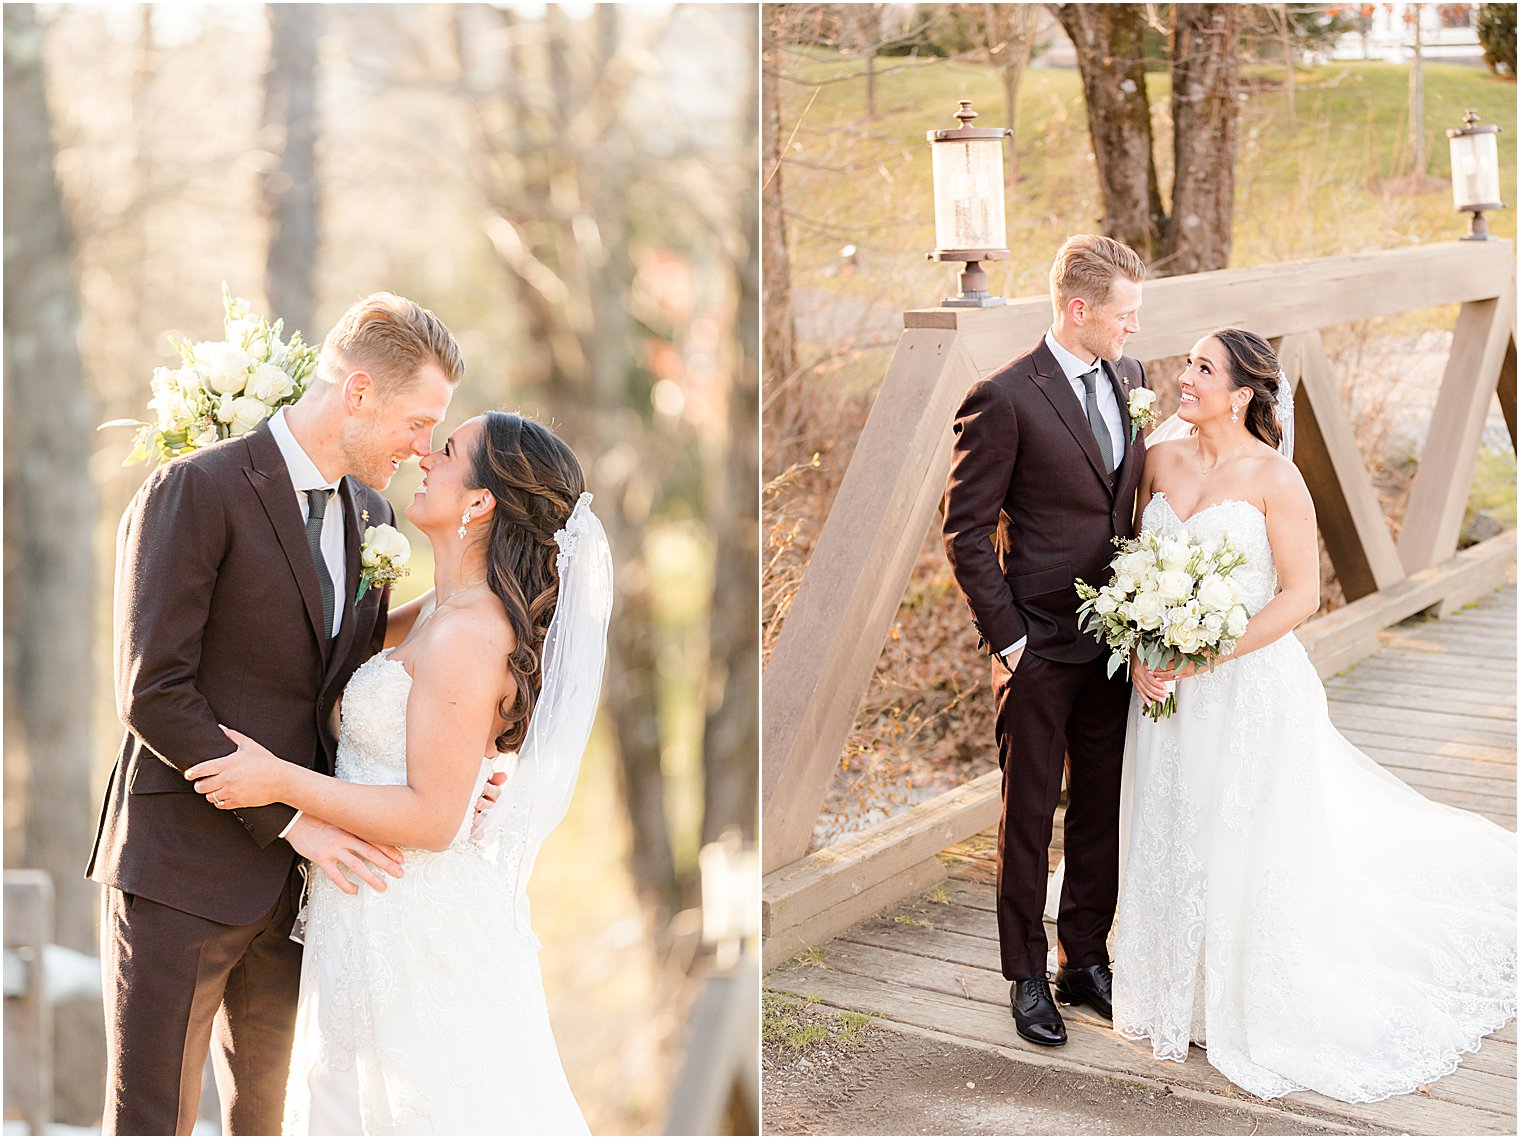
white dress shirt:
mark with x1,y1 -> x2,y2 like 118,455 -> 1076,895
267,407 -> 346,840
998,330 -> 1127,661
268,408 -> 346,639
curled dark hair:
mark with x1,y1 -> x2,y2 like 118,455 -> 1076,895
1210,328 -> 1283,450
469,411 -> 586,752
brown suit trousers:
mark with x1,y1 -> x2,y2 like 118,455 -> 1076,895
88,423 -> 393,1134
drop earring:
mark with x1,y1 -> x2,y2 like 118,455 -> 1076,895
457,510 -> 471,540
1230,405 -> 1240,424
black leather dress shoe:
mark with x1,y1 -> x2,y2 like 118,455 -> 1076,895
1009,977 -> 1067,1046
1054,962 -> 1114,1021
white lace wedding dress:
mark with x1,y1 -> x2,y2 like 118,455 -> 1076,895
282,649 -> 589,1135
1111,492 -> 1516,1103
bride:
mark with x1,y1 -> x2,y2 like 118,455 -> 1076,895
185,411 -> 610,1134
1111,328 -> 1515,1102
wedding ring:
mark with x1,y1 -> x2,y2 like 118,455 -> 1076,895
214,794 -> 224,807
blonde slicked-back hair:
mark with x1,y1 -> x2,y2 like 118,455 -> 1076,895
317,292 -> 464,396
1049,234 -> 1148,316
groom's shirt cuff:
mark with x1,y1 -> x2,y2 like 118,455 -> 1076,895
278,810 -> 304,839
999,637 -> 1027,657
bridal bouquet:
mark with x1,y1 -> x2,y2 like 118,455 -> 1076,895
1075,530 -> 1251,720
103,284 -> 318,465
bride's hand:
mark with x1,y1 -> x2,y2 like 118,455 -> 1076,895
1152,655 -> 1225,684
185,727 -> 289,811
1131,651 -> 1171,704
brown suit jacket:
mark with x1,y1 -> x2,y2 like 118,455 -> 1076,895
943,338 -> 1148,665
87,421 -> 394,925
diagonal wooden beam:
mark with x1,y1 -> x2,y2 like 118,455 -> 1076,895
1399,276 -> 1518,573
1278,330 -> 1405,601
1497,332 -> 1516,450
761,327 -> 981,872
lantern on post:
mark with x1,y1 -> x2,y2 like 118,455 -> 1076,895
1447,109 -> 1505,241
926,100 -> 1011,307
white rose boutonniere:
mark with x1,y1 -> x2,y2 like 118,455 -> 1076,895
1128,387 -> 1158,441
356,523 -> 411,602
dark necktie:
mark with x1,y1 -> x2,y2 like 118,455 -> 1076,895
1079,369 -> 1117,475
305,489 -> 335,638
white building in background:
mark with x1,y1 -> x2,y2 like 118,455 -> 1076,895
1330,3 -> 1484,64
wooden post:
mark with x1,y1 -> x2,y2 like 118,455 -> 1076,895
1279,330 -> 1405,600
762,328 -> 979,872
1497,333 -> 1516,449
1399,284 -> 1517,573
4,871 -> 53,1136
662,953 -> 758,1135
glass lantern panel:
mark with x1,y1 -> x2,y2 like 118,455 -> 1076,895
932,139 -> 1006,251
1450,131 -> 1502,210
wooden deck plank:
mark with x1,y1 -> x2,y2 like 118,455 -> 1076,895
767,585 -> 1517,1133
769,942 -> 1515,1135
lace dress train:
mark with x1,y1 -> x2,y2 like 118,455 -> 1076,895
1112,494 -> 1516,1103
282,651 -> 589,1135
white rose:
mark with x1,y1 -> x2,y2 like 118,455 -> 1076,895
174,367 -> 208,403
1158,536 -> 1192,572
246,362 -> 295,404
225,318 -> 270,362
193,426 -> 221,448
228,395 -> 269,434
150,387 -> 195,424
1226,605 -> 1249,638
1131,592 -> 1165,630
1168,619 -> 1204,656
1117,550 -> 1151,578
1156,568 -> 1194,604
1113,572 -> 1136,596
362,525 -> 410,567
195,341 -> 251,395
1195,573 -> 1235,614
1095,590 -> 1120,616
1203,611 -> 1225,636
1129,388 -> 1156,413
214,394 -> 236,424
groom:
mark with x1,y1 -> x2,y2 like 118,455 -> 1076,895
87,294 -> 466,1134
942,234 -> 1149,1047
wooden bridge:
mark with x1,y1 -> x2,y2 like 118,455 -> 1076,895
767,579 -> 1517,1135
761,241 -> 1517,1133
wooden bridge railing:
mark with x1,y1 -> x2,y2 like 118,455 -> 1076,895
762,240 -> 1517,968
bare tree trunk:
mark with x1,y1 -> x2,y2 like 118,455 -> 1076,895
1409,10 -> 1425,177
984,4 -> 1037,185
1160,4 -> 1240,275
1279,3 -> 1295,124
455,6 -> 686,929
843,4 -> 882,119
762,6 -> 796,385
1051,3 -> 1163,258
3,3 -> 98,953
701,15 -> 760,846
261,3 -> 321,334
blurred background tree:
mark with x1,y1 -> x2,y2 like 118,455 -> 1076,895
3,3 -> 757,1132
1479,3 -> 1517,74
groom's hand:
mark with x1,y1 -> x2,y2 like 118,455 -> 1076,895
475,770 -> 507,815
286,815 -> 404,895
